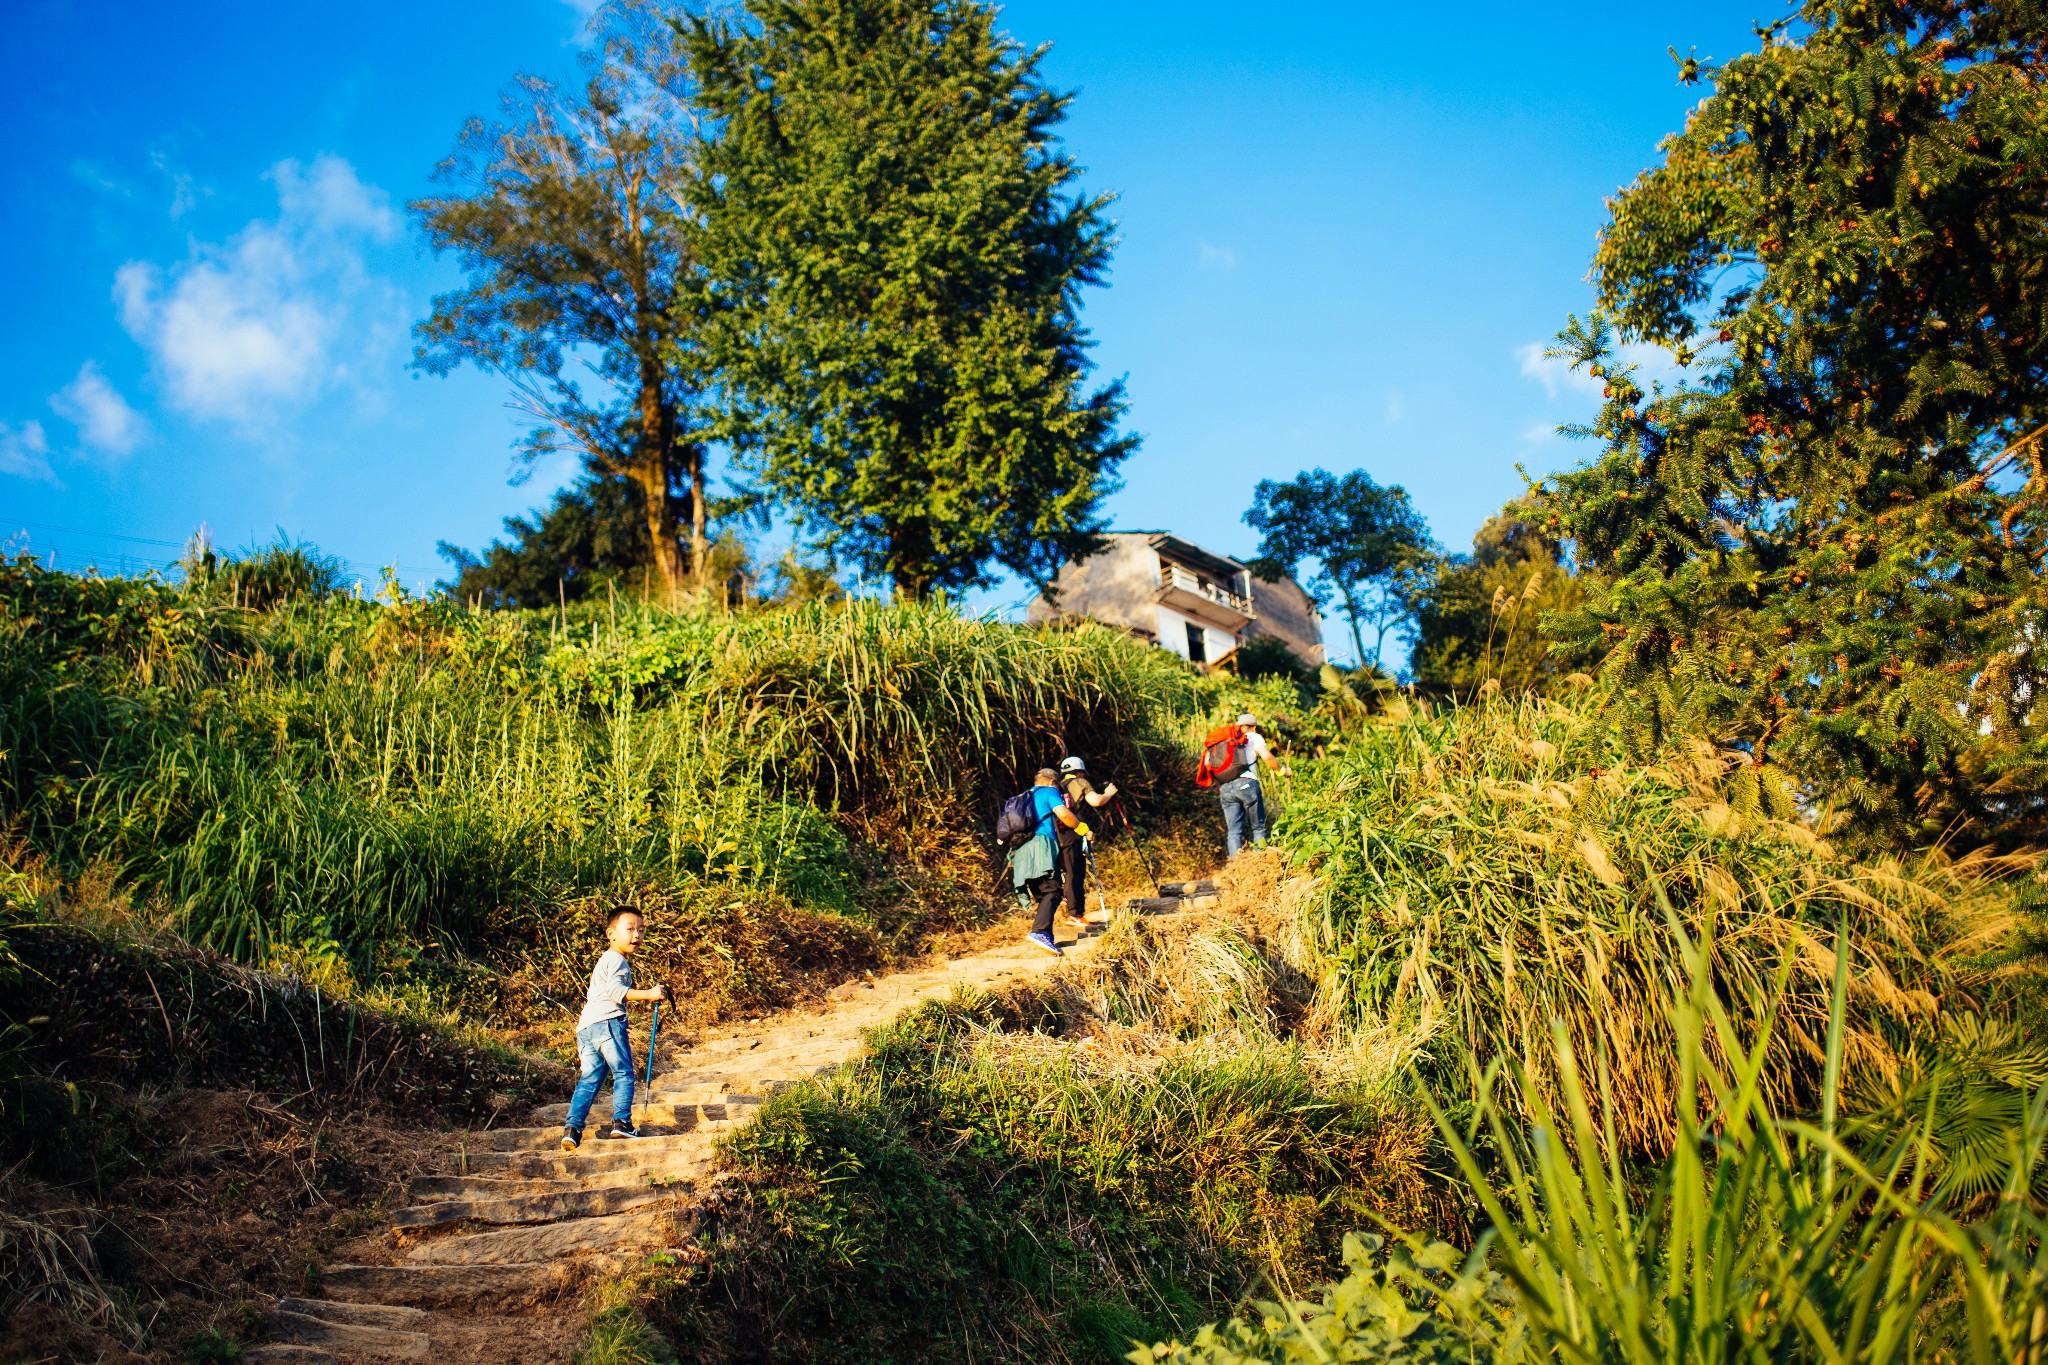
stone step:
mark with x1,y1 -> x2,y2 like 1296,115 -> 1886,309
461,1140 -> 716,1180
403,1208 -> 676,1266
461,1127 -> 706,1155
643,1090 -> 767,1112
390,1179 -> 685,1230
275,1297 -> 427,1331
529,1101 -> 717,1128
319,1262 -> 554,1308
268,1309 -> 429,1360
406,1152 -> 712,1204
243,1347 -> 339,1365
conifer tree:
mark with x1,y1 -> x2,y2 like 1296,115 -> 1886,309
683,0 -> 1133,599
1542,0 -> 2048,844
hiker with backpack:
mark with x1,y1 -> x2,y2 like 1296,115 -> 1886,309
1195,713 -> 1290,857
1057,757 -> 1116,928
997,767 -> 1092,956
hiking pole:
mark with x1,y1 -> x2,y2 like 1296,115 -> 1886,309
1086,843 -> 1111,924
1110,794 -> 1163,896
645,1000 -> 660,1100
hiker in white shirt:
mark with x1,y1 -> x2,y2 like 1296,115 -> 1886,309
1220,712 -> 1288,856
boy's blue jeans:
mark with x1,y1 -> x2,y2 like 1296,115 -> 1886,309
565,1017 -> 636,1133
1220,776 -> 1268,857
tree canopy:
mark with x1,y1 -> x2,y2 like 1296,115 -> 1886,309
1542,0 -> 2048,844
684,0 -> 1134,599
1245,468 -> 1435,670
414,3 -> 713,597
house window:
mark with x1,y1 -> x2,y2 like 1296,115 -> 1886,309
1185,622 -> 1206,664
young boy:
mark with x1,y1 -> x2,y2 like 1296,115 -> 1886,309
562,905 -> 670,1151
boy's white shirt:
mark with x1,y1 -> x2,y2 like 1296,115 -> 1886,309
577,948 -> 634,1030
1241,731 -> 1275,782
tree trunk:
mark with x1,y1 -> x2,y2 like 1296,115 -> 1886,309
1338,586 -> 1369,668
888,520 -> 934,600
637,365 -> 684,599
686,442 -> 708,580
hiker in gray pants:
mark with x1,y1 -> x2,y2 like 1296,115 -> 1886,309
1220,713 -> 1289,856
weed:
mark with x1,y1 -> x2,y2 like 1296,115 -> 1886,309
577,1306 -> 679,1365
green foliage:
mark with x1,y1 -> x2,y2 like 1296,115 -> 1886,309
181,535 -> 349,611
686,0 -> 1134,598
0,554 -> 1201,975
657,989 -> 1445,1361
576,1307 -> 679,1365
439,471 -> 654,608
1244,469 -> 1435,670
1130,1234 -> 1521,1365
1410,500 -> 1597,698
1543,0 -> 2048,847
1277,687 -> 2012,1152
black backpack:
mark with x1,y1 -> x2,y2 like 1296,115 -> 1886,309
995,789 -> 1041,848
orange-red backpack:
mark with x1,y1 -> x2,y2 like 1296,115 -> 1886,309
1195,724 -> 1249,787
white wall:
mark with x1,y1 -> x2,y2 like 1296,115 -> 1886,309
1154,604 -> 1238,664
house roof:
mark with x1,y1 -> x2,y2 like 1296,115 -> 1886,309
1147,534 -> 1248,585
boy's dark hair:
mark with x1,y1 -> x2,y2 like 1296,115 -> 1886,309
606,904 -> 645,930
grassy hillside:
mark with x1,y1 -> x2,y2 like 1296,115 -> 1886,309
0,552 -> 1215,1018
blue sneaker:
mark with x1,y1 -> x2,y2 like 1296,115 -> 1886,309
1026,931 -> 1062,956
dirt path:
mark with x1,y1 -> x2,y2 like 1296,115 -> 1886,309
248,919 -> 1113,1363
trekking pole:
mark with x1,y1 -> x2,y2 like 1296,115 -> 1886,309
1086,844 -> 1111,924
645,1000 -> 660,1098
1110,794 -> 1163,896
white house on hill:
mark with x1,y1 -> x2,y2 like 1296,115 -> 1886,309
1027,531 -> 1325,669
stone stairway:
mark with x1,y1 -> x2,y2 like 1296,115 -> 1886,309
252,922 -> 1109,1363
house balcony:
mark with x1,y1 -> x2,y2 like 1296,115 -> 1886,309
1156,563 -> 1255,629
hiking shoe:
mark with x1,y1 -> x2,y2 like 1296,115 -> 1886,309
560,1126 -> 581,1152
1063,914 -> 1090,931
1026,931 -> 1062,956
604,1122 -> 644,1140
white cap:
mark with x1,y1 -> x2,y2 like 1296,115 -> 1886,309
1059,756 -> 1086,772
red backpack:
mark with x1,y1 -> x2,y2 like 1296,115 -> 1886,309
1195,724 -> 1250,787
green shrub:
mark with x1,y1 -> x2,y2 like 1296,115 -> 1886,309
576,1307 -> 678,1365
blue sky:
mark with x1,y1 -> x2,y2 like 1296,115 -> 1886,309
0,0 -> 1773,659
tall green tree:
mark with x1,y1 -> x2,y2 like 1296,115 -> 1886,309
414,1 -> 713,599
684,0 -> 1134,599
1245,468 -> 1436,670
1412,497 -> 1596,697
1542,0 -> 2048,844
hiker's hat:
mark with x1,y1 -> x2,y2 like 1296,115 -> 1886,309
1059,756 -> 1086,773
1236,713 -> 1258,726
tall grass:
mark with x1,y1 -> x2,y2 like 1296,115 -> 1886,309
0,555 -> 1205,972
1278,689 -> 2022,1151
1139,916 -> 2048,1363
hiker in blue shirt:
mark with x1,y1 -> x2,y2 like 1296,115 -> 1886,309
1011,767 -> 1089,956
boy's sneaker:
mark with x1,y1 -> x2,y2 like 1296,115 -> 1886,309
1026,931 -> 1062,956
560,1126 -> 581,1152
1062,913 -> 1090,931
604,1122 -> 644,1140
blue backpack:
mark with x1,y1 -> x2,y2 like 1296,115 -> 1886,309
995,789 -> 1041,847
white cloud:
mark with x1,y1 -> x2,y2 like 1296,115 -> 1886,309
1198,241 -> 1237,270
0,421 -> 56,483
115,155 -> 403,426
50,362 -> 147,458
